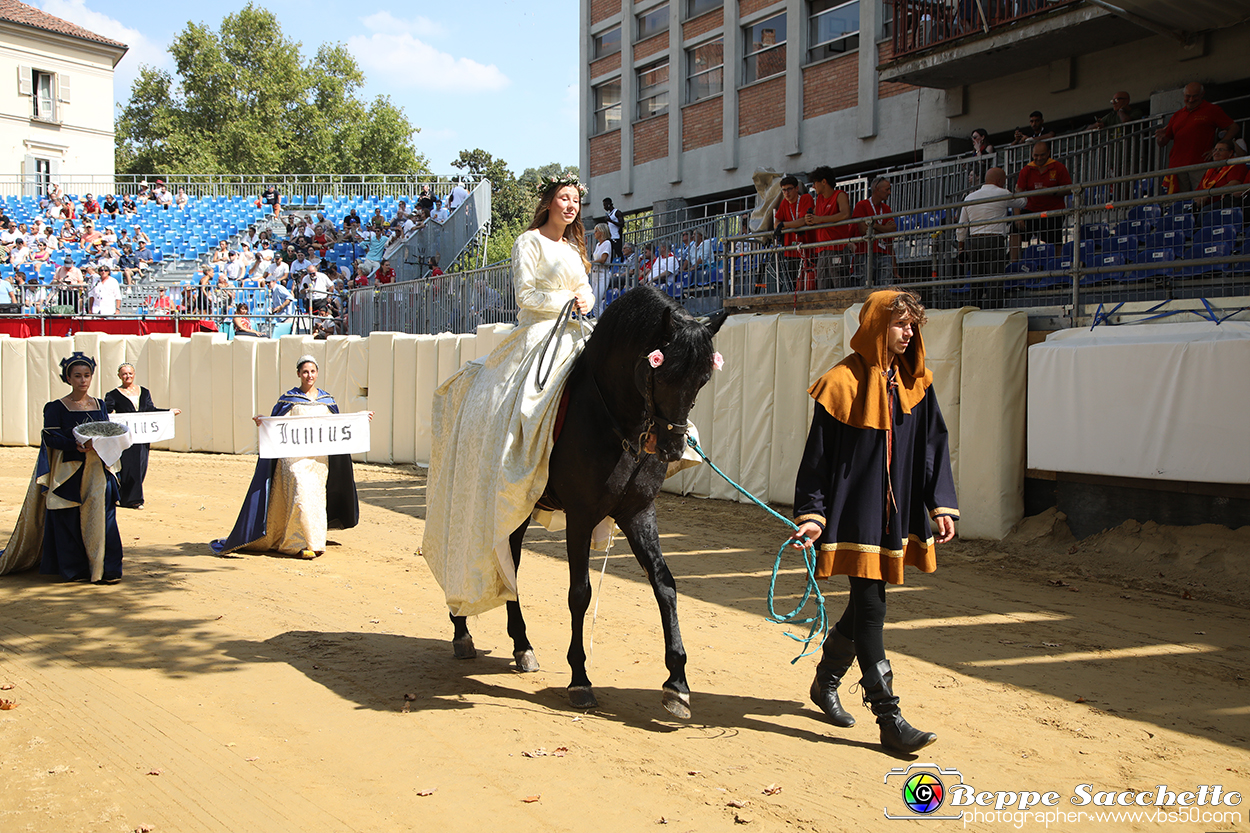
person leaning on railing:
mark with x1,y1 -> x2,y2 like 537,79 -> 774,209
1193,140 -> 1247,211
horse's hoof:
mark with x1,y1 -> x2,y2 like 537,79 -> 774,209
513,649 -> 540,673
568,685 -> 598,709
662,689 -> 692,720
452,635 -> 476,659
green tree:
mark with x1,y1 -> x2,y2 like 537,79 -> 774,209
114,4 -> 428,177
453,152 -> 580,263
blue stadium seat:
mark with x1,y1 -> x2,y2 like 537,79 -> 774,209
1022,242 -> 1054,269
1194,224 -> 1239,249
1180,241 -> 1233,277
1158,213 -> 1194,237
1126,204 -> 1162,228
1146,230 -> 1186,257
1201,206 -> 1244,229
1091,253 -> 1126,283
1104,235 -> 1139,260
1138,248 -> 1175,278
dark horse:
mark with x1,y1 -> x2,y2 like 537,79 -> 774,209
450,286 -> 727,718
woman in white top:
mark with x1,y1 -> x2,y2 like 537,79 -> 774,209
590,222 -> 612,316
424,177 -> 596,617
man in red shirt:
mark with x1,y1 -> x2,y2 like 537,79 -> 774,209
1015,143 -> 1072,247
804,165 -> 852,289
850,177 -> 897,285
773,175 -> 814,293
1156,83 -> 1239,194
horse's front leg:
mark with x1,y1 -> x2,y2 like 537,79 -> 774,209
565,517 -> 598,709
507,518 -> 539,672
618,505 -> 691,719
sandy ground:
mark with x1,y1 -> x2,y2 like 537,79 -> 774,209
0,446 -> 1246,833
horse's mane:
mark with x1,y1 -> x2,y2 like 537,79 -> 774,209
583,287 -> 711,378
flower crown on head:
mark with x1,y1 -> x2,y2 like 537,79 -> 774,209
533,174 -> 588,201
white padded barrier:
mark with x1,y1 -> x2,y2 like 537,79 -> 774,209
706,316 -> 747,502
739,315 -> 778,504
366,333 -> 395,464
960,311 -> 1028,539
252,337 -> 281,423
0,337 -> 21,446
413,334 -> 440,465
230,338 -> 260,455
435,333 -> 465,387
209,338 -> 235,454
769,315 -> 815,506
390,335 -> 419,464
165,335 -> 192,452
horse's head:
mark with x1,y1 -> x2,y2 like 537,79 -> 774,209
635,306 -> 728,462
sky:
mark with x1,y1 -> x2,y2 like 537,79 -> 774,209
36,0 -> 580,175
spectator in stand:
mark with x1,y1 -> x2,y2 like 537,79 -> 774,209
30,239 -> 52,265
262,183 -> 280,214
971,128 -> 994,156
57,197 -> 75,221
359,227 -> 387,273
1015,142 -> 1072,247
303,262 -> 333,314
9,237 -> 30,266
417,186 -> 434,212
210,240 -> 230,265
647,241 -> 679,287
375,258 -> 396,285
280,242 -> 297,265
369,208 -> 386,231
156,182 -> 174,210
957,167 -> 1025,307
232,303 -> 262,338
774,174 -> 815,292
131,225 -> 150,247
0,270 -> 14,306
151,285 -> 173,314
591,223 -> 612,314
117,244 -> 140,285
851,177 -> 898,284
290,251 -> 313,280
90,266 -> 122,316
675,231 -> 694,269
1011,111 -> 1055,145
134,240 -> 154,279
1193,139 -> 1247,210
1156,82 -> 1240,194
448,178 -> 470,212
1092,91 -> 1143,131
344,207 -> 361,229
264,256 -> 288,287
175,188 -> 188,209
121,194 -> 138,215
620,241 -> 639,286
188,267 -> 212,314
431,199 -> 450,224
805,166 -> 853,289
602,197 -> 624,261
427,256 -> 443,278
211,276 -> 236,316
224,250 -> 246,283
82,193 -> 101,215
268,275 -> 294,329
246,253 -> 267,282
80,222 -> 102,249
691,228 -> 715,268
101,194 -> 120,217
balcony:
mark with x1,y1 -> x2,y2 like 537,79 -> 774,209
881,0 -> 1149,89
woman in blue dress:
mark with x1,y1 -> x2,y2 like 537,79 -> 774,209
0,352 -> 125,583
211,355 -> 362,558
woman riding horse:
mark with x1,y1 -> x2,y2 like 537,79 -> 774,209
423,177 -> 723,716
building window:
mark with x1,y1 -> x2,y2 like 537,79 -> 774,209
35,159 -> 51,195
593,25 -> 621,59
687,0 -> 722,18
637,3 -> 670,40
743,13 -> 787,84
637,58 -> 670,119
687,38 -> 724,103
593,79 -> 622,134
881,0 -> 894,39
33,70 -> 56,121
808,0 -> 859,62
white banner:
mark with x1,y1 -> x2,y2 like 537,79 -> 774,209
257,411 -> 371,459
110,410 -> 177,444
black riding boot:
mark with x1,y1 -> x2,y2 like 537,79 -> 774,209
860,659 -> 937,753
810,628 -> 857,727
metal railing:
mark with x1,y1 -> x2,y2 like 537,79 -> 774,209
719,158 -> 1250,325
891,0 -> 1081,58
344,262 -> 516,336
385,181 -> 493,280
2,174 -> 479,203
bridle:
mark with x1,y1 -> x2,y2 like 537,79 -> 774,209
584,349 -> 693,461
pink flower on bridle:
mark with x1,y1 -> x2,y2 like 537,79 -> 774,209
647,349 -> 664,368
712,352 -> 724,371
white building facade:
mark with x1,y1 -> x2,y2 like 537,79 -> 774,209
0,0 -> 127,195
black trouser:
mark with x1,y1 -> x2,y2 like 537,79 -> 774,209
610,236 -> 623,262
967,234 -> 1007,306
834,576 -> 888,672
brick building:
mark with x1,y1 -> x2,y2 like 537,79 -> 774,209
580,0 -> 1250,220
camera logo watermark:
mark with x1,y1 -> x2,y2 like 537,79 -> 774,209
884,763 -> 965,820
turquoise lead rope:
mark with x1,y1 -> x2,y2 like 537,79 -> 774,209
685,436 -> 828,662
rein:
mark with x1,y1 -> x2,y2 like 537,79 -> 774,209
684,435 -> 829,662
535,298 -> 585,392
